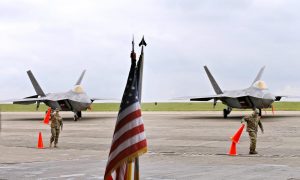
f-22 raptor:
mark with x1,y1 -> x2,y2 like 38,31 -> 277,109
190,66 -> 286,118
13,70 -> 99,121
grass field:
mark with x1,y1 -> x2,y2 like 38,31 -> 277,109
1,102 -> 300,112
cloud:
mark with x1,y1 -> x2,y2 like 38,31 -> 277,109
0,0 -> 300,102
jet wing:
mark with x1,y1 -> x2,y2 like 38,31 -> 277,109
91,98 -> 109,101
11,97 -> 48,104
275,96 -> 284,101
190,94 -> 225,101
274,95 -> 300,101
90,97 -> 120,102
189,90 -> 254,101
10,95 -> 76,104
7,92 -> 93,105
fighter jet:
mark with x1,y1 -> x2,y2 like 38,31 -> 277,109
12,70 -> 99,121
190,66 -> 286,118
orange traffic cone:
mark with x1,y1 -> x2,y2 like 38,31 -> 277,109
43,108 -> 51,124
228,142 -> 237,156
231,124 -> 245,144
37,132 -> 44,149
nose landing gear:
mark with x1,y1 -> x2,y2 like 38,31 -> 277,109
74,111 -> 82,121
223,107 -> 232,119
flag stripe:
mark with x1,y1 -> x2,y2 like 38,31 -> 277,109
107,175 -> 113,180
105,140 -> 147,178
116,162 -> 127,180
107,141 -> 147,174
116,167 -> 121,180
115,109 -> 141,133
117,102 -> 140,123
112,116 -> 143,144
110,124 -> 145,154
109,132 -> 146,162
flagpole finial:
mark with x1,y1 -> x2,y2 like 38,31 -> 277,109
139,36 -> 147,47
131,35 -> 136,60
132,35 -> 135,52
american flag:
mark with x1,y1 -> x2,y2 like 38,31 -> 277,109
104,52 -> 147,180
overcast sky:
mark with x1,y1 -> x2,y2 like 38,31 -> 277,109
0,0 -> 300,102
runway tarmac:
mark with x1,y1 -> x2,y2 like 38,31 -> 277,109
0,111 -> 300,180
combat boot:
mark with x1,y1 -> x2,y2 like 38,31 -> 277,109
54,144 -> 57,148
249,151 -> 258,155
49,142 -> 52,148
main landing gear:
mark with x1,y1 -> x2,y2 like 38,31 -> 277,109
74,111 -> 82,121
223,107 -> 232,119
259,108 -> 262,116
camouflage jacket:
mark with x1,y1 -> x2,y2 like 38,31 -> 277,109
50,113 -> 63,129
242,114 -> 264,132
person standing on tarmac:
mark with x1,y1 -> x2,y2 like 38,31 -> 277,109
241,109 -> 264,154
50,108 -> 63,148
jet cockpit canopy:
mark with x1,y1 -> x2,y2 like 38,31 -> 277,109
253,80 -> 268,90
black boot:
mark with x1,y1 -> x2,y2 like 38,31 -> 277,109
249,150 -> 258,154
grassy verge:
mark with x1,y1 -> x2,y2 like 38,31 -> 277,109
1,102 -> 300,112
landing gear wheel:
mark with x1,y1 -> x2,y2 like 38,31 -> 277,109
74,115 -> 78,121
223,109 -> 228,119
73,111 -> 82,121
259,108 -> 262,116
223,107 -> 232,119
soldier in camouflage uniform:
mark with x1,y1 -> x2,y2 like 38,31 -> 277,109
50,108 -> 63,148
241,109 -> 264,154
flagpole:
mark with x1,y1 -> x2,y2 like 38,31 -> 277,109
104,36 -> 147,180
127,160 -> 133,179
137,47 -> 144,102
130,36 -> 139,180
134,36 -> 147,180
0,105 -> 2,133
135,46 -> 143,180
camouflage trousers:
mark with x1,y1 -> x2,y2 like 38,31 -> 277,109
50,128 -> 60,145
248,131 -> 257,152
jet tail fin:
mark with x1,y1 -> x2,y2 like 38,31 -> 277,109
75,70 -> 86,85
27,70 -> 46,97
204,66 -> 223,94
251,66 -> 265,85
